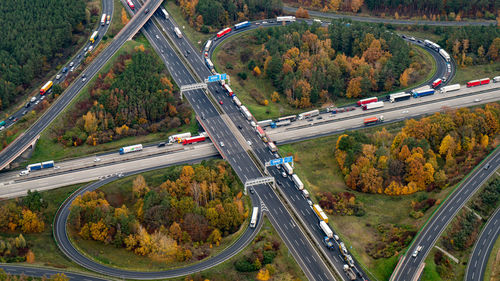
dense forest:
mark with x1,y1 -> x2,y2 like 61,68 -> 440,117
287,0 -> 499,19
69,161 -> 246,263
50,46 -> 192,147
176,0 -> 283,30
0,0 -> 87,112
244,21 -> 413,107
335,104 -> 500,196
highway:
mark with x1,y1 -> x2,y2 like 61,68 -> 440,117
465,206 -> 500,281
0,0 -> 114,131
283,6 -> 498,26
0,264 -> 107,281
390,148 -> 500,281
0,0 -> 165,171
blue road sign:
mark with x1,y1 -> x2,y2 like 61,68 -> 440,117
284,156 -> 293,163
207,73 -> 227,83
269,159 -> 283,166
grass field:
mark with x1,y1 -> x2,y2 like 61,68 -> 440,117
452,62 -> 500,84
213,30 -> 435,121
164,1 -> 211,51
68,162 -> 252,271
277,126 -> 458,280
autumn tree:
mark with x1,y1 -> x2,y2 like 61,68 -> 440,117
19,209 -> 45,233
296,7 -> 310,18
133,175 -> 150,199
121,8 -> 129,25
346,77 -> 362,98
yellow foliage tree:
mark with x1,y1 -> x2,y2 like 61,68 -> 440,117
350,0 -> 363,13
26,250 -> 35,263
19,210 -> 45,233
83,111 -> 98,134
271,91 -> 280,102
253,66 -> 261,76
399,68 -> 412,87
256,268 -> 270,281
346,77 -> 362,98
90,219 -> 109,242
480,134 -> 489,149
121,8 -> 129,25
133,175 -> 150,199
49,273 -> 69,281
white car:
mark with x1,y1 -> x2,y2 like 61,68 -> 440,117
219,141 -> 224,147
94,157 -> 101,162
281,171 -> 287,178
30,97 -> 36,102
19,170 -> 29,176
474,98 -> 482,102
247,140 -> 252,146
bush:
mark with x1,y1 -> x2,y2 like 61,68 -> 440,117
234,259 -> 257,272
262,250 -> 277,265
225,62 -> 233,69
200,26 -> 210,33
237,72 -> 247,80
247,60 -> 256,71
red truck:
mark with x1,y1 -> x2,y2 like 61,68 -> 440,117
432,78 -> 442,88
356,97 -> 377,106
467,78 -> 490,87
216,27 -> 231,38
182,136 -> 206,145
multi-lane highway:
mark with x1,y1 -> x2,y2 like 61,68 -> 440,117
391,148 -> 500,281
0,0 -> 164,171
0,0 -> 114,131
0,264 -> 107,281
465,207 -> 500,281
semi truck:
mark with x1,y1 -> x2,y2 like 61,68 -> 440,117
161,7 -> 169,19
119,144 -> 143,154
292,174 -> 304,190
362,101 -> 384,110
439,49 -> 451,62
216,27 -> 231,38
319,221 -> 333,239
268,142 -> 278,152
257,119 -> 273,127
126,0 -> 134,10
270,120 -> 291,128
250,207 -> 258,228
174,27 -> 182,38
42,160 -> 54,169
40,81 -> 53,95
100,14 -> 106,26
168,132 -> 191,143
27,163 -> 42,171
224,84 -> 233,96
204,40 -> 212,52
298,109 -> 319,120
234,21 -> 251,30
343,265 -> 356,281
389,92 -> 411,103
241,106 -> 252,121
324,236 -> 335,250
363,116 -> 384,126
205,58 -> 214,71
276,16 -> 296,22
283,163 -> 293,175
90,31 -> 99,43
313,204 -> 329,223
233,96 -> 242,107
357,97 -> 378,106
467,78 -> 490,87
493,76 -> 500,83
412,88 -> 435,98
440,84 -> 460,93
432,78 -> 443,88
182,135 -> 206,145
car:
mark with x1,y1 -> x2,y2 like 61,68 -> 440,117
22,110 -> 28,115
156,35 -> 160,39
219,100 -> 223,105
8,116 -> 14,120
84,47 -> 88,52
333,234 -> 339,241
307,199 -> 313,206
262,21 -> 268,24
30,97 -> 36,102
402,110 -> 409,114
19,170 -> 29,176
417,39 -> 423,43
186,50 -> 191,54
215,88 -> 220,94
184,52 -> 188,58
474,98 -> 482,102
412,250 -> 419,258
249,187 -> 255,194
69,62 -> 74,67
70,66 -> 75,72
144,8 -> 149,14
317,116 -> 323,120
269,20 -> 274,23
409,37 -> 416,41
77,54 -> 81,59
219,141 -> 224,147
62,67 -> 68,73
247,140 -> 252,146
401,34 -> 407,39
281,171 -> 287,178
40,95 -> 45,100
0,126 -> 4,131
13,118 -> 18,122
274,153 -> 280,159
250,121 -> 256,127
442,76 -> 447,82
34,100 -> 40,105
88,45 -> 94,52
484,163 -> 490,170
158,142 -> 166,147
82,77 -> 87,82
54,166 -> 61,170
56,74 -> 61,80
83,74 -> 86,78
417,245 -> 423,252
237,125 -> 242,130
276,164 -> 281,169
255,22 -> 261,25
346,255 -> 355,267
94,157 -> 101,162
25,102 -> 30,108
160,49 -> 164,54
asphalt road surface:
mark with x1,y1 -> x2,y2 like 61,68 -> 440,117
0,264 -> 108,281
465,207 -> 500,281
283,6 -> 497,26
0,0 -> 164,171
0,0 -> 114,131
391,148 -> 500,281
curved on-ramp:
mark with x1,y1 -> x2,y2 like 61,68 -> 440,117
53,158 -> 264,280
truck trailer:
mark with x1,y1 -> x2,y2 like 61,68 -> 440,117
283,163 -> 293,175
234,21 -> 250,30
41,160 -> 54,169
357,97 -> 378,106
292,174 -> 304,190
343,265 -> 357,281
467,78 -> 490,87
313,204 -> 329,223
362,101 -> 384,110
40,81 -> 53,95
168,132 -> 191,143
119,144 -> 143,154
363,116 -> 384,126
240,106 -> 252,121
216,27 -> 231,38
174,27 -> 182,38
233,96 -> 242,107
298,109 -> 319,120
182,136 -> 206,145
440,84 -> 460,93
270,120 -> 291,128
389,92 -> 411,103
412,89 -> 435,98
257,119 -> 273,127
319,221 -> 333,239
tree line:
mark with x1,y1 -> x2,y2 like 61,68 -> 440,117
69,161 -> 247,263
50,46 -> 192,147
176,0 -> 283,31
245,21 -> 413,107
0,0 -> 87,112
286,0 -> 499,19
335,104 -> 500,195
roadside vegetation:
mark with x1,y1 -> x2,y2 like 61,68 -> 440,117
278,102 -> 500,280
284,0 -> 499,21
0,270 -> 70,281
0,0 -> 98,115
215,20 -> 430,119
421,176 -> 500,281
68,160 -> 249,271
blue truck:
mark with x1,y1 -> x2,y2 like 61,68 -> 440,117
412,89 -> 435,98
27,160 -> 54,171
42,160 -> 54,168
234,21 -> 251,30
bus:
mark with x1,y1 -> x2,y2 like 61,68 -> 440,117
90,31 -> 99,43
100,14 -> 106,25
250,207 -> 258,228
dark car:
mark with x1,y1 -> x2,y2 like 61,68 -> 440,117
144,8 -> 149,14
22,110 -> 28,115
25,102 -> 30,108
249,187 -> 255,194
158,142 -> 166,147
8,116 -> 14,120
62,67 -> 68,73
238,125 -> 242,129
